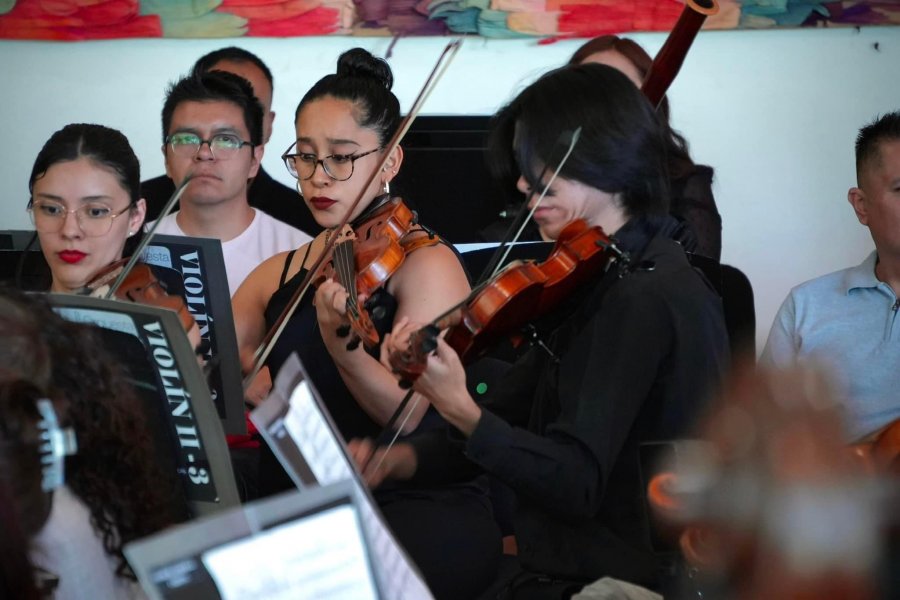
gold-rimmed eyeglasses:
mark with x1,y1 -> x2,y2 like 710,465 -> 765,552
28,201 -> 133,237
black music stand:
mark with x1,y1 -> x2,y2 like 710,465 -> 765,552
140,234 -> 246,435
49,294 -> 240,518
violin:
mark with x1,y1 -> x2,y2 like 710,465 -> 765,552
314,197 -> 437,351
389,219 -> 625,386
81,257 -> 198,335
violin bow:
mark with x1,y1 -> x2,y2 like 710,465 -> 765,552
243,39 -> 463,390
104,174 -> 195,299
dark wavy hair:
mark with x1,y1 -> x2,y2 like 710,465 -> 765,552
28,123 -> 141,206
855,111 -> 900,184
162,70 -> 264,146
294,47 -> 401,147
0,287 -> 178,579
0,380 -> 54,600
569,35 -> 699,181
488,63 -> 669,219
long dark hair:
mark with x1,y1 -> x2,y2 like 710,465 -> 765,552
569,35 -> 698,181
488,63 -> 669,220
0,380 -> 55,600
0,287 -> 178,579
29,124 -> 141,206
294,48 -> 401,147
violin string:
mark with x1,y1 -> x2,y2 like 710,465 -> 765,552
335,242 -> 358,316
490,127 -> 581,279
245,40 -> 462,390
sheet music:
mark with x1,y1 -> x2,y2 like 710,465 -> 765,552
202,504 -> 377,600
260,356 -> 434,600
283,381 -> 354,485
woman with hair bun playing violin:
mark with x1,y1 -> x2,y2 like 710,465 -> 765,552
232,47 -> 501,599
360,63 -> 730,598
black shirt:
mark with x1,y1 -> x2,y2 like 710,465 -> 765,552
411,216 -> 730,588
141,167 -> 322,236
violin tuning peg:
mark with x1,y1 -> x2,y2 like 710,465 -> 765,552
346,338 -> 361,351
336,324 -> 350,338
398,379 -> 413,390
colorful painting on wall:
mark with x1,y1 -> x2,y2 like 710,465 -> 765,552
0,0 -> 897,41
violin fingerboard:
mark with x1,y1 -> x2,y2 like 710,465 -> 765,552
332,241 -> 357,299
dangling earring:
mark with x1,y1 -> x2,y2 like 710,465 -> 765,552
296,180 -> 304,200
383,180 -> 390,195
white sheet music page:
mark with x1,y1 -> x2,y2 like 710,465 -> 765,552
281,374 -> 434,599
201,504 -> 377,599
283,381 -> 354,485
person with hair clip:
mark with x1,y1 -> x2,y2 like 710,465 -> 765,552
233,47 -> 501,599
358,63 -> 729,598
25,123 -> 147,293
0,287 -> 181,599
569,35 -> 722,261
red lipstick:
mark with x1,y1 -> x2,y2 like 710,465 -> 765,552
58,250 -> 87,264
309,196 -> 337,210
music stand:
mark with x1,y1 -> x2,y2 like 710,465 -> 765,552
48,294 -> 240,517
125,481 -> 381,600
141,234 -> 246,435
250,354 -> 434,598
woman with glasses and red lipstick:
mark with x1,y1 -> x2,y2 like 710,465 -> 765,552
232,48 -> 501,599
27,124 -> 147,294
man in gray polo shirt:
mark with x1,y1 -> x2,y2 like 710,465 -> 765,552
761,111 -> 900,442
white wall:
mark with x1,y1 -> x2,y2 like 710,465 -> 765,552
1,27 -> 899,352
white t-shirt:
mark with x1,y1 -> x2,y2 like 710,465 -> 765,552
30,485 -> 146,600
148,209 -> 312,296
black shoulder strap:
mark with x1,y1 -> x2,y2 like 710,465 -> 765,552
279,249 -> 299,287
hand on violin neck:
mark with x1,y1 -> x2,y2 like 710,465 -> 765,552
421,337 -> 481,436
382,321 -> 480,436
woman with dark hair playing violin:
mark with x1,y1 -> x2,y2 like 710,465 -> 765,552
232,47 -> 501,599
356,63 -> 730,598
26,124 -> 147,293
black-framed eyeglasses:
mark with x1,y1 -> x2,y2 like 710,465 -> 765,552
27,200 -> 133,237
281,146 -> 380,182
166,132 -> 254,160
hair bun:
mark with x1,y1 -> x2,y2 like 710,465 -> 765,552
336,48 -> 393,91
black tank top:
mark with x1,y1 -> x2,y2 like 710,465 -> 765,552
263,246 -> 399,441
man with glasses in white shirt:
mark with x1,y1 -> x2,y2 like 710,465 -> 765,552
149,71 -> 311,297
